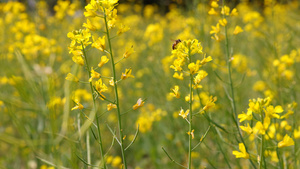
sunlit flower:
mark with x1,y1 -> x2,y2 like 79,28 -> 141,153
89,67 -> 101,82
133,98 -> 144,110
117,24 -> 130,35
179,108 -> 189,119
203,96 -> 217,111
240,123 -> 253,134
123,46 -> 135,58
294,126 -> 300,139
65,73 -> 79,82
92,36 -> 106,51
219,18 -> 227,26
173,72 -> 184,80
238,109 -> 253,122
264,105 -> 283,119
98,55 -> 109,67
187,129 -> 195,139
94,79 -> 108,98
107,103 -> 117,111
253,116 -> 270,135
83,19 -> 97,31
71,99 -> 84,110
170,85 -> 180,98
221,6 -> 230,16
278,134 -> 294,148
232,143 -> 249,159
210,23 -> 220,35
233,26 -> 244,35
121,68 -> 135,80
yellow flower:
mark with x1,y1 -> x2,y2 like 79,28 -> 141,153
230,8 -> 238,16
107,103 -> 117,111
133,98 -> 144,110
83,19 -> 96,31
221,6 -> 230,16
238,109 -> 253,122
65,73 -> 79,82
92,36 -> 106,51
208,8 -> 218,15
121,68 -> 135,80
203,96 -> 217,111
94,79 -> 108,98
170,85 -> 180,99
219,18 -> 227,26
123,46 -> 135,59
294,126 -> 300,139
173,72 -> 184,80
278,134 -> 294,148
200,56 -> 213,65
170,58 -> 184,72
232,143 -> 249,159
89,67 -> 101,82
72,55 -> 84,66
188,61 -> 201,75
117,24 -> 130,35
233,26 -> 244,35
194,70 -> 208,85
179,108 -> 189,119
71,100 -> 84,111
98,55 -> 109,67
187,129 -> 195,139
211,1 -> 219,8
264,105 -> 283,119
253,116 -> 270,135
210,23 -> 220,35
240,123 -> 253,134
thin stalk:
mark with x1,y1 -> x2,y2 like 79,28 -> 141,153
259,112 -> 265,169
103,9 -> 127,169
86,132 -> 91,169
82,44 -> 106,169
221,1 -> 256,167
188,46 -> 193,169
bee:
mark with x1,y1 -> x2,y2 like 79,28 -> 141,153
172,39 -> 181,50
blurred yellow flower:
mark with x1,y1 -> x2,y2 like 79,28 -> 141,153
92,36 -> 106,51
117,24 -> 130,35
71,99 -> 84,111
98,55 -> 109,67
121,68 -> 135,80
133,98 -> 144,110
123,46 -> 135,58
170,85 -> 180,98
107,103 -> 117,111
89,67 -> 101,82
179,108 -> 189,119
233,26 -> 244,35
65,73 -> 79,82
278,134 -> 294,148
232,143 -> 249,159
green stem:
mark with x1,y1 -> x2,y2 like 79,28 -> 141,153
188,45 -> 193,169
259,112 -> 265,169
82,43 -> 106,169
221,1 -> 256,168
103,9 -> 127,169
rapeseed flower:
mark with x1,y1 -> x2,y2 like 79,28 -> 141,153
133,98 -> 144,110
232,143 -> 249,159
278,134 -> 294,148
121,68 -> 135,80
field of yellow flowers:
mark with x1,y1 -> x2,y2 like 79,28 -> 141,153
1,0 -> 300,168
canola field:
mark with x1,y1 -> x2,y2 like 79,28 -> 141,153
0,0 -> 300,168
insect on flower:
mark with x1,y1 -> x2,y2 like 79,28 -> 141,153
172,39 -> 181,50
